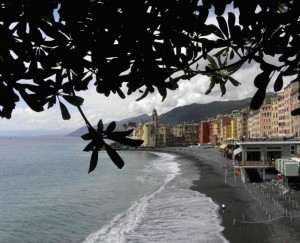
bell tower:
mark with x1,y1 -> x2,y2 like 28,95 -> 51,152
151,108 -> 158,128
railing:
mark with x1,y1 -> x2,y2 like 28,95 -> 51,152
237,161 -> 274,167
240,137 -> 298,142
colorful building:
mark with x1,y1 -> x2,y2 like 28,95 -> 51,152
271,94 -> 280,137
291,80 -> 300,138
200,121 -> 210,144
136,108 -> 173,147
260,103 -> 272,137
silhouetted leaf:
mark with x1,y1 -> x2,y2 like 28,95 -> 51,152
202,24 -> 224,39
106,121 -> 116,134
228,12 -> 236,37
136,88 -> 149,101
59,100 -> 71,120
62,95 -> 84,106
252,55 -> 262,64
213,1 -> 227,16
227,76 -> 240,86
158,87 -> 167,101
216,16 -> 229,38
220,82 -> 226,96
254,72 -> 270,88
226,62 -> 243,74
197,6 -> 209,26
43,46 -> 67,66
260,61 -> 277,73
111,129 -> 134,137
97,119 -> 103,133
88,148 -> 99,173
250,88 -> 266,110
291,108 -> 300,116
205,79 -> 216,95
108,134 -> 143,147
22,84 -> 42,94
38,19 -> 67,43
47,95 -> 56,109
30,23 -> 43,44
74,74 -> 93,91
83,141 -> 95,151
229,50 -> 234,60
105,144 -> 124,169
283,60 -> 299,76
165,79 -> 179,91
274,72 -> 283,92
207,55 -> 218,68
214,48 -> 227,57
81,132 -> 92,140
116,88 -> 125,99
19,90 -> 44,112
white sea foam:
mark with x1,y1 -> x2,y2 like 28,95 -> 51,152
125,186 -> 228,242
151,152 -> 181,175
82,152 -> 180,243
83,152 -> 228,243
135,152 -> 180,186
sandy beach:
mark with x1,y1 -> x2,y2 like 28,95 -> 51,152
157,146 -> 300,243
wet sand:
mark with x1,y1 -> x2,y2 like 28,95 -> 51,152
157,146 -> 300,243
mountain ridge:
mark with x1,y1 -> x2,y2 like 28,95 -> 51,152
67,97 -> 252,136
159,98 -> 252,124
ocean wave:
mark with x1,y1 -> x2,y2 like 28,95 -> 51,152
82,152 -> 181,243
83,152 -> 228,243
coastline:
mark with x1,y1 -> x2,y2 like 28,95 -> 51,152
155,146 -> 300,243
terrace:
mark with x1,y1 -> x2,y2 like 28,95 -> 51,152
234,160 -> 274,168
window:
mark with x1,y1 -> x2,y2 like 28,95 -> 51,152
267,151 -> 281,161
291,145 -> 295,155
247,151 -> 261,161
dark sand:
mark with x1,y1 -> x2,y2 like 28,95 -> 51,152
157,146 -> 300,243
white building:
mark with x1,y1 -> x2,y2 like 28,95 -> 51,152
233,141 -> 300,183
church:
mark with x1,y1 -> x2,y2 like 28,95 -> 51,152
132,109 -> 173,147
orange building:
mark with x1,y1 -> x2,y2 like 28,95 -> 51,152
200,121 -> 210,144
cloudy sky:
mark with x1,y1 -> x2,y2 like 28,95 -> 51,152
0,61 -> 292,136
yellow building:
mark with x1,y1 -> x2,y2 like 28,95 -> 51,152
139,108 -> 172,147
252,111 -> 260,138
223,122 -> 232,141
208,118 -> 218,144
216,114 -> 231,142
141,122 -> 151,146
271,94 -> 280,138
173,124 -> 185,138
172,122 -> 198,146
230,113 -> 239,140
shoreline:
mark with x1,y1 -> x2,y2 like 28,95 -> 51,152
156,146 -> 300,243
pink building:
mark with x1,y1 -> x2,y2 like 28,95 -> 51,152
260,103 -> 272,137
291,80 -> 300,138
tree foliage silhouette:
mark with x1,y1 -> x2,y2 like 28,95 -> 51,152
0,0 -> 299,171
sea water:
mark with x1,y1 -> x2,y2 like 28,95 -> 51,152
0,137 -> 227,243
